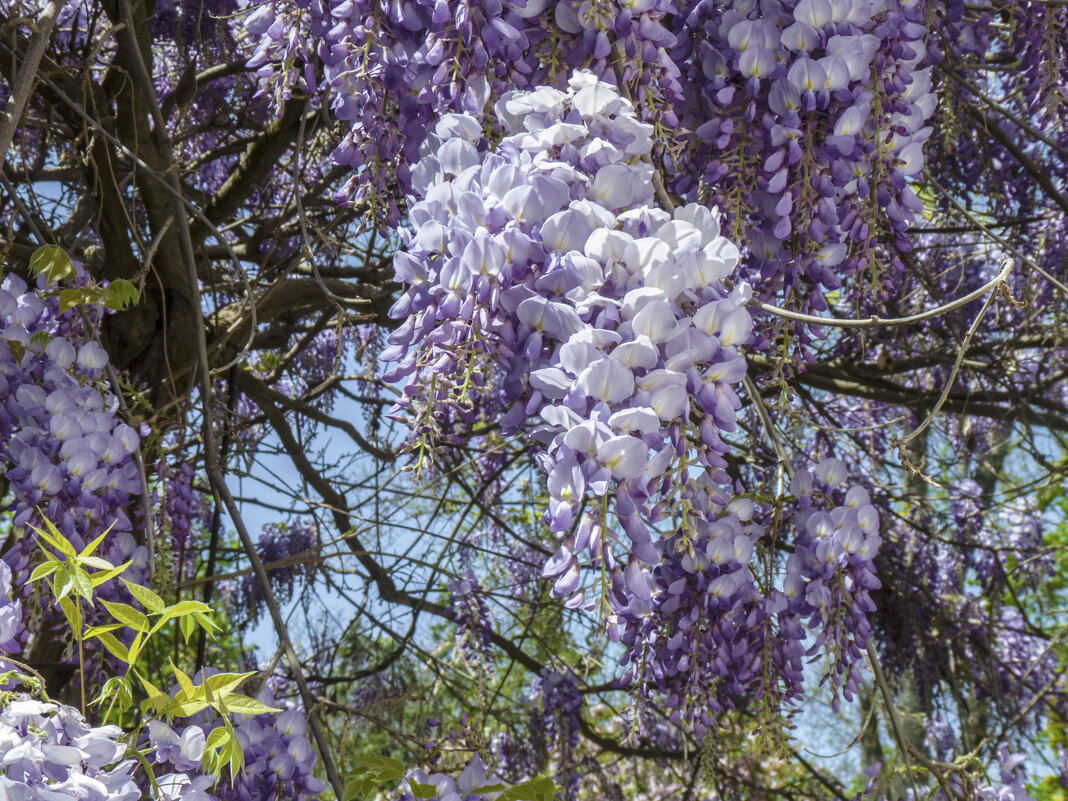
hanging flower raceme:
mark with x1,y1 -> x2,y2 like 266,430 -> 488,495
395,756 -> 505,801
0,561 -> 23,656
386,71 -> 886,737
787,458 -> 881,707
672,0 -> 936,315
145,679 -> 325,801
383,70 -> 754,615
0,274 -> 148,678
0,694 -> 142,801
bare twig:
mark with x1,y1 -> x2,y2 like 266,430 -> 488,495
895,259 -> 1016,485
0,1 -> 61,172
741,258 -> 1013,329
114,1 -> 344,795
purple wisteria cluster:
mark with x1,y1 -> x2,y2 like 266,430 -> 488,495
0,695 -> 141,801
528,670 -> 581,796
0,561 -> 22,655
619,487 -> 777,734
242,0 -> 683,225
787,458 -> 881,704
384,73 -> 889,734
242,0 -> 942,330
396,756 -> 503,801
162,461 -> 209,583
0,273 -> 148,659
235,520 -> 319,624
618,459 -> 881,733
383,73 -> 754,622
146,690 -> 325,801
446,568 -> 493,658
673,0 -> 936,309
0,275 -> 143,535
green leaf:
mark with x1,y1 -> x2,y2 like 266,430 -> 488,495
79,556 -> 115,571
179,613 -> 196,642
53,566 -> 73,601
226,735 -> 244,782
171,661 -> 195,698
5,338 -> 25,363
344,776 -> 374,801
30,330 -> 51,350
81,524 -> 116,558
58,596 -> 82,638
69,567 -> 93,603
29,561 -> 58,583
497,777 -> 560,801
148,600 -> 214,638
163,600 -> 212,618
122,579 -> 165,613
103,279 -> 139,310
93,631 -> 131,663
135,672 -> 170,715
407,781 -> 439,799
167,699 -> 212,718
205,727 -> 230,751
126,628 -> 145,665
203,671 -> 256,695
29,245 -> 74,284
215,694 -> 281,716
193,613 -> 221,636
84,623 -> 123,637
95,675 -> 133,709
101,599 -> 149,632
202,748 -> 221,776
31,521 -> 77,558
58,288 -> 104,313
351,755 -> 406,781
90,560 -> 131,588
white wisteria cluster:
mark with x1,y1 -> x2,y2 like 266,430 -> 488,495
383,71 -> 754,623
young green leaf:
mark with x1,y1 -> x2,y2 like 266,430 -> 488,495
69,567 -> 94,604
58,288 -> 104,313
53,566 -> 73,601
167,699 -> 212,718
29,561 -> 59,583
95,675 -> 133,709
135,671 -> 170,715
81,524 -> 116,558
30,521 -> 77,558
29,245 -> 75,284
58,596 -> 83,638
497,777 -> 560,801
343,776 -> 374,801
407,781 -> 439,799
90,560 -> 131,588
215,694 -> 281,716
226,735 -> 244,782
122,579 -> 165,613
103,279 -> 140,310
5,338 -> 25,363
205,726 -> 230,751
92,631 -> 131,663
179,613 -> 196,643
101,599 -> 149,632
171,660 -> 196,698
351,755 -> 406,781
203,671 -> 256,696
30,330 -> 51,350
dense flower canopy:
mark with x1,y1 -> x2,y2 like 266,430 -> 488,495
1,0 -> 1068,798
